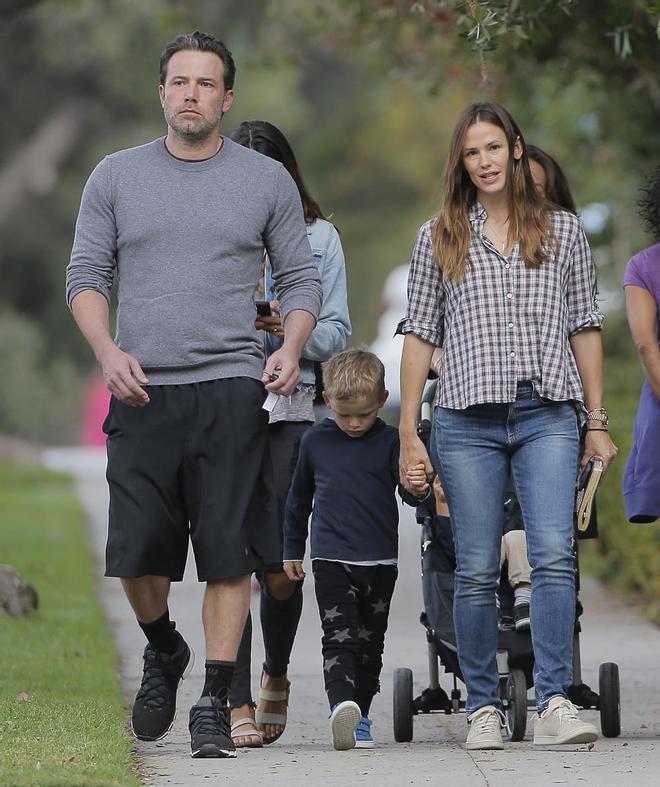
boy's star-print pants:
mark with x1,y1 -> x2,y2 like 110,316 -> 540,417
312,559 -> 397,715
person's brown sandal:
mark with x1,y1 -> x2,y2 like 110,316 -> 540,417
230,717 -> 263,748
255,672 -> 290,744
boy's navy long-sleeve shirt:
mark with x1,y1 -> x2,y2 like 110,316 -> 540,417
283,417 -> 402,563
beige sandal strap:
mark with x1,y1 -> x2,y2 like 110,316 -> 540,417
258,688 -> 288,702
231,718 -> 263,736
255,710 -> 287,726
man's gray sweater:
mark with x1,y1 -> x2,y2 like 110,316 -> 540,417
66,137 -> 322,384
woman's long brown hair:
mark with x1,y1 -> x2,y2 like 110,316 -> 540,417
231,120 -> 325,225
432,102 -> 552,281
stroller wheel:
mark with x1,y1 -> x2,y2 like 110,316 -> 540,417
393,667 -> 414,742
598,662 -> 621,738
504,668 -> 528,742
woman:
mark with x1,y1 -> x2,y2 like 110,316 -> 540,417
399,102 -> 617,750
623,164 -> 660,523
527,144 -> 577,214
228,120 -> 351,747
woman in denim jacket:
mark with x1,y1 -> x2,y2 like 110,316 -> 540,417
229,120 -> 351,747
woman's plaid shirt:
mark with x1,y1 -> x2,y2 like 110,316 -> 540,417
401,204 -> 603,409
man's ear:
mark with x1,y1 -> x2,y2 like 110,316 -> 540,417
222,89 -> 235,113
158,83 -> 165,107
322,391 -> 333,410
380,389 -> 389,408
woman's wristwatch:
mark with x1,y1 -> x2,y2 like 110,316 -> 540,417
585,407 -> 609,430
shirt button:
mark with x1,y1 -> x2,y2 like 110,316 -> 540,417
510,351 -> 515,357
506,292 -> 513,299
508,322 -> 514,328
505,263 -> 510,269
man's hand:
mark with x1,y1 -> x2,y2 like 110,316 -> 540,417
399,433 -> 434,492
262,345 -> 301,397
581,429 -> 618,474
283,561 -> 305,581
99,345 -> 150,406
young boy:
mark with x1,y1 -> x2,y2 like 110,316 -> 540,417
283,349 -> 428,750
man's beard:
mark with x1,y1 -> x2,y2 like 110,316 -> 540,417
164,106 -> 222,144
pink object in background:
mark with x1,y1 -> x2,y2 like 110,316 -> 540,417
81,376 -> 111,446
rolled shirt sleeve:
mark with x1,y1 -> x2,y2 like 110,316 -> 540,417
399,220 -> 444,346
66,157 -> 117,309
567,220 -> 604,335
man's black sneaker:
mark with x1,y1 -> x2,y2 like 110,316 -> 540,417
131,631 -> 194,741
514,603 -> 531,632
189,696 -> 236,758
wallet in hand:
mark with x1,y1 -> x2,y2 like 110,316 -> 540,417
575,457 -> 604,532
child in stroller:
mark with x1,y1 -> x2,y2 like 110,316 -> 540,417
392,381 -> 621,743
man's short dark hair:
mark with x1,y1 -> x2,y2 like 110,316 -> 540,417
159,31 -> 236,90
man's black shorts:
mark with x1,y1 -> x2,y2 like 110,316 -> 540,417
103,377 -> 279,582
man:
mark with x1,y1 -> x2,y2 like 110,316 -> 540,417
66,31 -> 322,759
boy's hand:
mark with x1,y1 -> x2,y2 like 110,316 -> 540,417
433,476 -> 447,505
284,561 -> 305,581
406,461 -> 430,494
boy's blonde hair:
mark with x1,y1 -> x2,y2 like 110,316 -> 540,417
322,349 -> 386,401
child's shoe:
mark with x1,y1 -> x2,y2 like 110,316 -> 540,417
355,716 -> 374,748
330,700 -> 361,750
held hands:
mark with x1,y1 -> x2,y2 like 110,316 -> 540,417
283,561 -> 305,581
99,345 -> 150,406
581,429 -> 618,474
406,462 -> 430,495
399,433 -> 434,493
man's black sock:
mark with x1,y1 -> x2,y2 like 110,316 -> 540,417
202,660 -> 235,703
138,609 -> 180,655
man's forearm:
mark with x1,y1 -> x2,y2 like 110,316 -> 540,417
70,290 -> 116,362
282,309 -> 317,356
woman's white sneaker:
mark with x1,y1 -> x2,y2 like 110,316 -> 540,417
533,696 -> 598,745
466,705 -> 505,750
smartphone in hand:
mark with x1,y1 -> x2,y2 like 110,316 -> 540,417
255,300 -> 272,317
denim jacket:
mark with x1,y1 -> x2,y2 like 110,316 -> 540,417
265,218 -> 352,384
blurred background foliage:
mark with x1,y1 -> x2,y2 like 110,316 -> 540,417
0,1 -> 659,607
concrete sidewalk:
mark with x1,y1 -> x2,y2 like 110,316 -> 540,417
46,448 -> 660,786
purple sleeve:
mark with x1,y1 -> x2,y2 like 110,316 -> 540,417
623,254 -> 650,291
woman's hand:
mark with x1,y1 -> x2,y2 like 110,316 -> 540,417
580,429 -> 618,474
399,434 -> 434,491
255,300 -> 283,338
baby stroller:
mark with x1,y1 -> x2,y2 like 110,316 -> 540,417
393,382 -> 621,742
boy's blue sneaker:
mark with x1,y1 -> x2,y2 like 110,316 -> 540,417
355,716 -> 374,748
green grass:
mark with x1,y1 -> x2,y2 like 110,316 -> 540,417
0,464 -> 139,787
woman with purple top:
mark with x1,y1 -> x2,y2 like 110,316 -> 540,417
623,165 -> 660,523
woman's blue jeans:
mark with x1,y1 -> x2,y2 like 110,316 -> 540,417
430,383 -> 579,715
